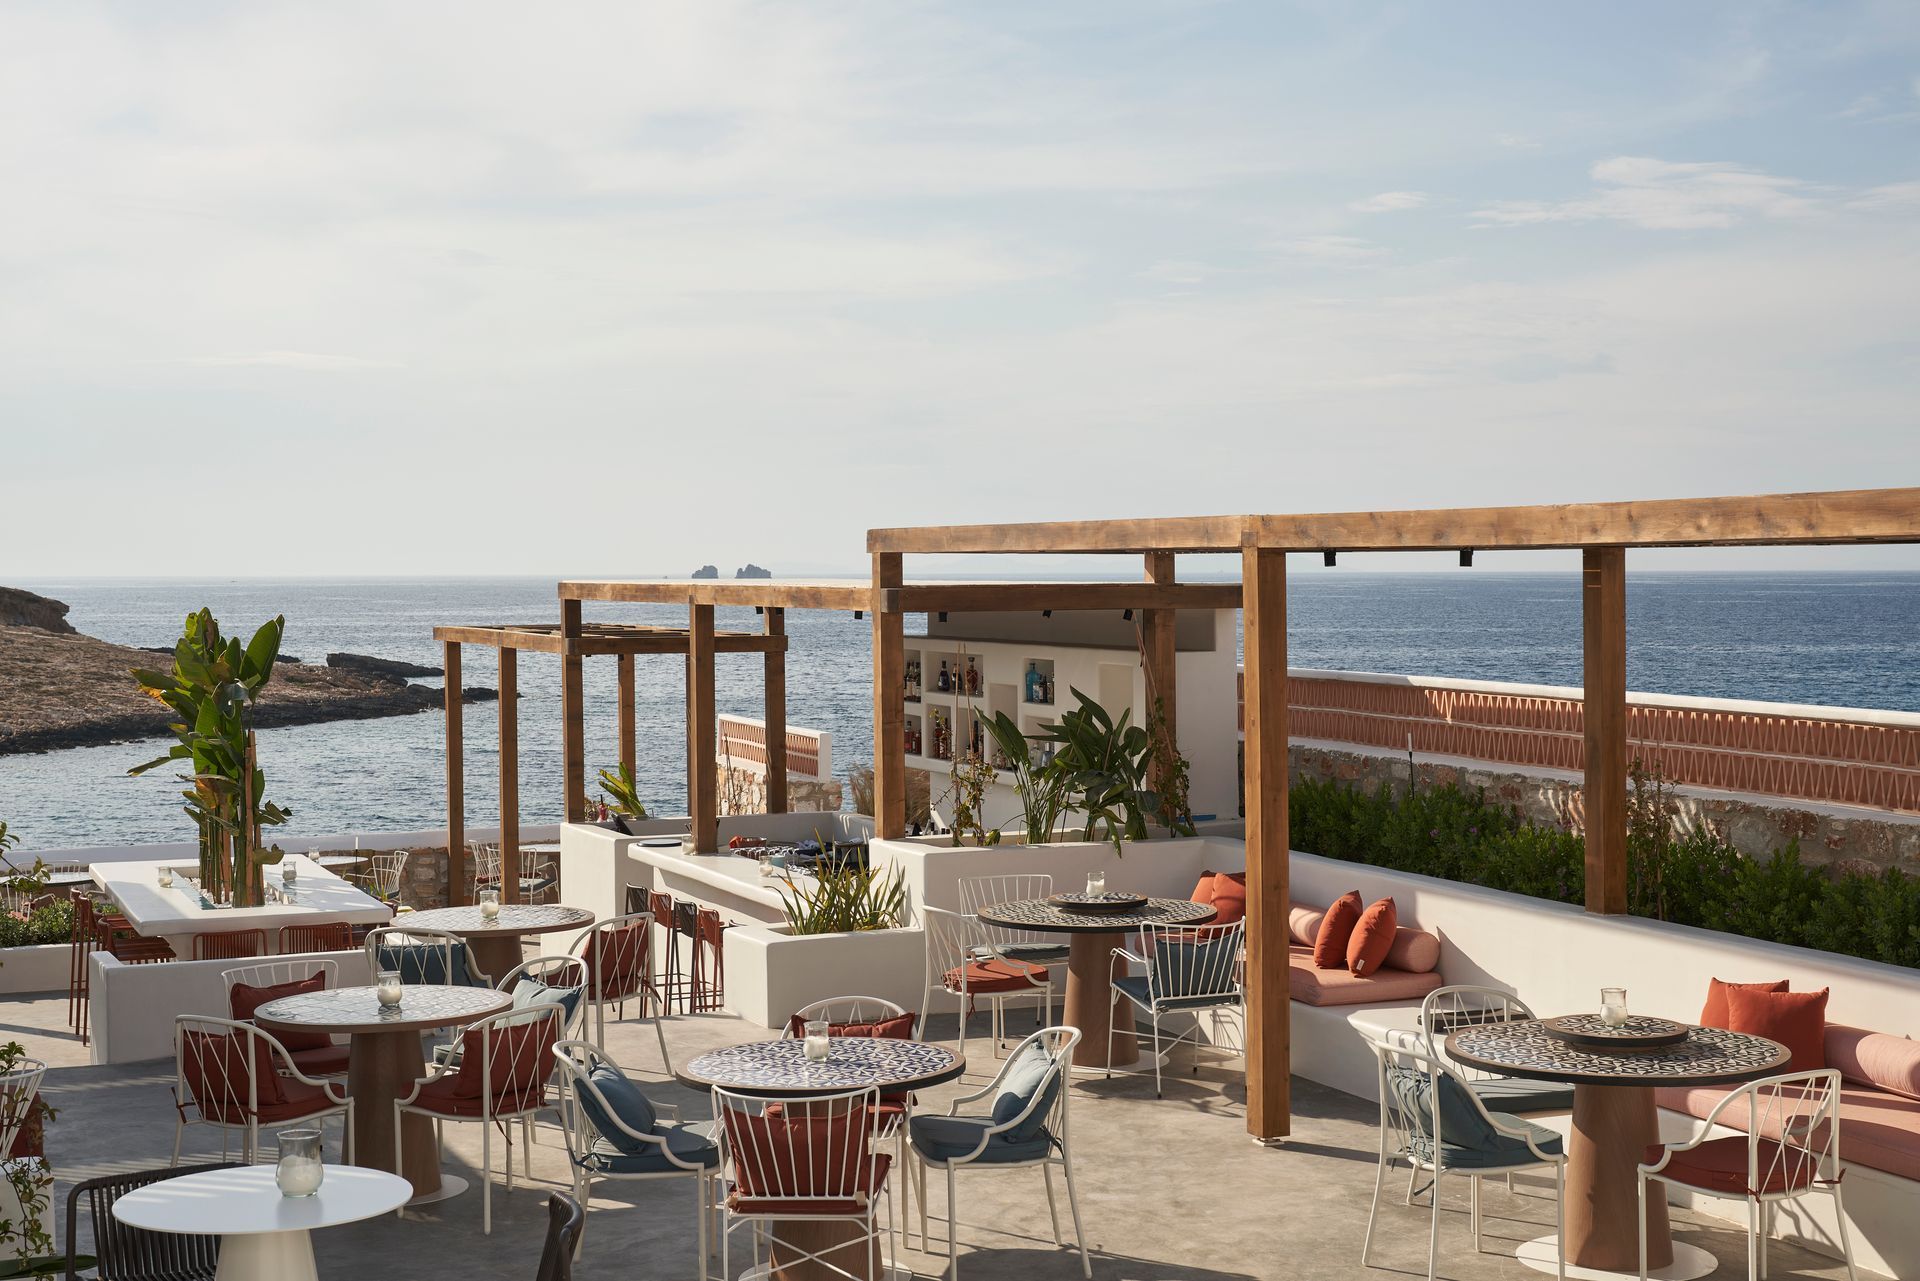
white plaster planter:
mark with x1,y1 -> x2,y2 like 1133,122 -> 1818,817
0,946 -> 70,996
724,921 -> 927,1029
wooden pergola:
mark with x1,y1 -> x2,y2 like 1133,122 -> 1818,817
433,621 -> 786,904
868,487 -> 1920,1142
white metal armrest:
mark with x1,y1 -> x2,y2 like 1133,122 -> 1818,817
1110,945 -> 1148,968
257,1028 -> 351,1108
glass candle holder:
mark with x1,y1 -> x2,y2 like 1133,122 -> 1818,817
276,1129 -> 324,1197
1086,870 -> 1107,896
157,866 -> 174,889
803,1019 -> 830,1062
376,969 -> 403,1008
479,888 -> 500,921
1600,987 -> 1629,1027
282,860 -> 297,883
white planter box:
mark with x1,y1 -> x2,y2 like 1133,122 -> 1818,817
0,945 -> 70,996
725,922 -> 927,1029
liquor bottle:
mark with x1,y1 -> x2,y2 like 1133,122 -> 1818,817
965,659 -> 979,696
937,660 -> 950,693
1025,661 -> 1041,703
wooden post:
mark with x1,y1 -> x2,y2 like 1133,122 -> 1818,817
1583,547 -> 1628,915
689,604 -> 718,852
560,599 -> 586,823
498,647 -> 520,905
872,553 -> 906,839
1142,550 -> 1179,797
444,640 -> 466,905
764,607 -> 788,814
617,652 -> 636,780
1242,545 -> 1291,1141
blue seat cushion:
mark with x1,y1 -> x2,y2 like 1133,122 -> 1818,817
579,1123 -> 720,1173
909,1114 -> 1052,1165
1387,1066 -> 1562,1170
374,943 -> 483,988
1414,1115 -> 1563,1170
990,1042 -> 1062,1143
970,942 -> 1070,965
576,1065 -> 658,1155
1113,974 -> 1241,1013
1467,1076 -> 1575,1114
512,975 -> 584,1026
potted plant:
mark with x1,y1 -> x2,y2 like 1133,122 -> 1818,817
0,1041 -> 69,1279
596,762 -> 651,834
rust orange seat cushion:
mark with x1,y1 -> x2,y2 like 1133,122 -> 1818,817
1699,977 -> 1788,1030
1725,986 -> 1828,1074
1346,897 -> 1398,977
1645,1135 -> 1821,1196
1658,1080 -> 1920,1183
943,958 -> 1048,995
1287,946 -> 1443,1007
1312,891 -> 1363,969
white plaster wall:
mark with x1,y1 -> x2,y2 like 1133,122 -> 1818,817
0,945 -> 71,996
726,923 -> 927,1029
90,948 -> 373,1065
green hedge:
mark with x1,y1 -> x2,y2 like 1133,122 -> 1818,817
1288,776 -> 1920,970
0,900 -> 73,950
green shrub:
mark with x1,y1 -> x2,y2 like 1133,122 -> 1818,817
0,900 -> 73,949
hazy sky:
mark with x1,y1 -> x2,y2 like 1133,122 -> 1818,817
4,2 -> 1917,578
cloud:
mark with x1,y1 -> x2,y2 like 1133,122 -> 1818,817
171,351 -> 400,371
1850,181 -> 1920,211
1273,235 -> 1386,265
1471,156 -> 1818,230
1350,190 -> 1428,214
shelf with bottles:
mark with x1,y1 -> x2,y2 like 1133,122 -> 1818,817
903,712 -> 925,758
922,650 -> 986,703
1018,657 -> 1058,708
926,707 -> 954,762
903,649 -> 925,704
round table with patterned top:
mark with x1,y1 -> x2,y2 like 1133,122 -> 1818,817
1447,1017 -> 1790,1279
973,897 -> 1216,1070
399,904 -> 594,987
255,983 -> 513,1204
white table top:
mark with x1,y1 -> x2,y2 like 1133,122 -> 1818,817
112,1165 -> 411,1235
91,855 -> 393,935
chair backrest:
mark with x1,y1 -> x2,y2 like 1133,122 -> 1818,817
977,1026 -> 1078,1148
1419,985 -> 1536,1079
0,1057 -> 46,1158
366,925 -> 488,987
1371,1037 -> 1535,1171
191,929 -> 267,962
448,1006 -> 563,1103
713,1085 -> 884,1213
221,958 -> 339,997
277,921 -> 354,953
1138,920 -> 1245,1004
67,1162 -> 239,1281
570,912 -> 654,1003
469,843 -> 501,889
785,996 -> 910,1037
535,1192 -> 585,1281
922,907 -> 982,987
499,955 -> 590,1034
370,850 -> 409,900
958,874 -> 1056,951
175,1016 -> 296,1119
1703,1069 -> 1847,1192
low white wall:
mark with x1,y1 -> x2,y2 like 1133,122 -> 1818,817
726,923 -> 927,1029
90,948 -> 372,1065
23,824 -> 563,866
0,944 -> 70,996
872,834 -> 1242,921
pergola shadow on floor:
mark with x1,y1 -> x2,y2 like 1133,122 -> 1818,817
16,990 -> 1875,1280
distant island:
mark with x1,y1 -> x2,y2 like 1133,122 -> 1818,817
0,588 -> 495,756
692,564 -> 719,579
691,564 -> 773,579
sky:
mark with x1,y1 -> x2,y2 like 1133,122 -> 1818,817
2,1 -> 1917,578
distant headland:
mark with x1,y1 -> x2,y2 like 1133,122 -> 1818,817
692,564 -> 773,579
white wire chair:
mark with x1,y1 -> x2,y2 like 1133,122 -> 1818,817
919,907 -> 1051,1062
1363,1037 -> 1567,1281
712,1084 -> 895,1281
170,1015 -> 352,1166
468,843 -> 501,901
567,911 -> 672,1074
0,1055 -> 46,1157
1418,985 -> 1570,1108
908,1025 -> 1090,1280
1108,919 -> 1245,1097
956,875 -> 1071,1013
1639,1068 -> 1856,1281
364,924 -> 492,987
554,1039 -> 717,1278
359,849 -> 410,904
220,959 -> 347,1076
784,997 -> 920,1244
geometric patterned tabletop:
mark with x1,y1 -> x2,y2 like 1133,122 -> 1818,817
1446,1017 -> 1792,1089
254,983 -> 513,1035
678,1037 -> 966,1097
399,904 -> 594,938
974,896 -> 1216,935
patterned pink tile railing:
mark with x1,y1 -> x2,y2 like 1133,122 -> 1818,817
717,715 -> 826,782
1237,669 -> 1920,815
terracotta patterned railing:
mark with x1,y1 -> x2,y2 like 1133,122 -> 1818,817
1237,668 -> 1920,815
717,715 -> 828,782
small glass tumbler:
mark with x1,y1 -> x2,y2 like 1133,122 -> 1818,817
479,888 -> 501,921
157,866 -> 174,889
276,1129 -> 325,1197
1086,870 -> 1107,896
376,969 -> 403,1008
1600,987 -> 1629,1027
282,860 -> 297,883
803,1019 -> 830,1062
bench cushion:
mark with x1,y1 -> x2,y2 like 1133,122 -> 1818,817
1657,1082 -> 1920,1183
1288,945 -> 1443,1007
1288,901 -> 1439,974
1827,1024 -> 1920,1101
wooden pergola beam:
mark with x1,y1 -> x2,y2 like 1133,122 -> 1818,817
617,653 -> 636,780
688,604 -> 718,852
1241,545 -> 1290,1142
765,607 -> 788,814
1583,548 -> 1628,914
560,600 -> 586,823
881,581 -> 1240,613
872,552 -> 906,839
498,647 -> 520,906
1141,553 -> 1178,797
868,515 -> 1250,555
443,640 -> 465,906
560,580 -> 875,611
432,622 -> 782,656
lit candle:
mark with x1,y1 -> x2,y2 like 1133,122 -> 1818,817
803,1020 -> 830,1062
479,888 -> 500,921
157,866 -> 174,889
377,969 -> 403,1008
275,1129 -> 325,1197
1086,870 -> 1106,896
1600,987 -> 1629,1027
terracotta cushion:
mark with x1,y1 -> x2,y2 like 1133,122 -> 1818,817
1385,927 -> 1441,974
182,1029 -> 288,1114
229,974 -> 332,1052
1209,873 -> 1247,927
1312,891 -> 1363,970
290,1043 -> 352,1077
1346,897 -> 1398,977
1699,977 -> 1788,1030
785,1012 -> 917,1041
725,1110 -> 879,1207
1826,1024 -> 1920,1100
728,1154 -> 892,1217
581,922 -> 651,1002
943,958 -> 1048,995
1189,873 -> 1217,906
1658,1081 -> 1920,1183
1644,1135 -> 1821,1196
448,1011 -> 560,1099
1287,903 -> 1325,947
1726,986 -> 1828,1074
1287,945 -> 1443,1007
411,1078 -> 545,1119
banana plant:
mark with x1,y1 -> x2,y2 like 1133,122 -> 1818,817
1035,688 -> 1163,856
596,762 -> 650,819
129,609 -> 290,906
977,709 -> 1070,845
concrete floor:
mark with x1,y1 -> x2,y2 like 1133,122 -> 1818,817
11,992 -> 1875,1281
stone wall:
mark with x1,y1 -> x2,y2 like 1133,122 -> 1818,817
717,765 -> 843,817
1285,742 -> 1920,875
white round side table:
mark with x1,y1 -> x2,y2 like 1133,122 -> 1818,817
112,1164 -> 411,1281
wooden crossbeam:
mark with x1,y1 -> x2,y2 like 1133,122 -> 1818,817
882,581 -> 1240,613
559,580 -> 875,610
430,623 -> 782,655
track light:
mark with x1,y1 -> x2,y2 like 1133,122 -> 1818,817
1042,609 -> 1052,618
853,610 -> 863,620
1323,551 -> 1337,567
1460,549 -> 1474,568
1122,608 -> 1134,622
937,611 -> 948,623
753,606 -> 763,615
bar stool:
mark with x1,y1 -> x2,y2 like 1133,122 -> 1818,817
647,891 -> 686,1013
691,908 -> 727,1013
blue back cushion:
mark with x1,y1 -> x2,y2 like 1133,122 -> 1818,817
1154,939 -> 1237,995
577,1065 -> 657,1155
375,942 -> 476,987
513,975 -> 584,1026
990,1042 -> 1061,1143
1386,1065 -> 1501,1150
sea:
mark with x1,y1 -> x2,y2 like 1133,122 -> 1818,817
4,572 -> 1918,850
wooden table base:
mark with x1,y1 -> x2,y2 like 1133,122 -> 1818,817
768,1217 -> 881,1280
348,1029 -> 442,1200
465,935 -> 525,987
1566,1083 -> 1669,1272
1064,932 -> 1134,1068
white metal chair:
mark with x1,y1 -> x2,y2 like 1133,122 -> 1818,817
554,1039 -> 717,1277
468,843 -> 501,901
1419,985 -> 1573,1116
1108,919 -> 1245,1097
170,1015 -> 352,1166
220,959 -> 347,1076
355,849 -> 409,904
1639,1068 -> 1856,1281
365,924 -> 492,987
908,1025 -> 1090,1280
568,911 -> 673,1074
713,1084 -> 895,1281
1363,1037 -> 1567,1281
919,907 -> 1051,1062
957,875 -> 1069,1024
0,1056 -> 45,1157
785,996 -> 921,1244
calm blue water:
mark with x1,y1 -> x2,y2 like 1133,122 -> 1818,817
4,573 -> 1917,849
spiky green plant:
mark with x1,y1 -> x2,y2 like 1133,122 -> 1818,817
977,710 -> 1070,845
1036,688 -> 1162,856
777,862 -> 907,936
597,762 -> 650,819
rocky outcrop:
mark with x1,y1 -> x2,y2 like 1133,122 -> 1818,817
326,652 -> 442,679
0,588 -> 76,634
735,563 -> 772,579
692,565 -> 719,579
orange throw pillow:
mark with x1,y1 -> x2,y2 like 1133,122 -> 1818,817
1210,872 -> 1247,926
1346,897 -> 1398,977
1189,872 -> 1217,907
1725,986 -> 1829,1074
1312,891 -> 1363,970
1699,977 -> 1788,1029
